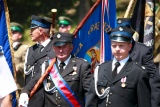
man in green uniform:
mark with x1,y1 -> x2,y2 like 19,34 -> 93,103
58,16 -> 73,33
10,22 -> 29,98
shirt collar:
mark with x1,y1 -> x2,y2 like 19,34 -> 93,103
57,55 -> 71,66
13,42 -> 20,48
113,56 -> 129,65
37,38 -> 51,47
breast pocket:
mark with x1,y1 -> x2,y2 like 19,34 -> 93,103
97,79 -> 108,94
65,75 -> 80,91
117,82 -> 136,99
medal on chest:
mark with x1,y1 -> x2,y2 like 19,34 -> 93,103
121,77 -> 127,88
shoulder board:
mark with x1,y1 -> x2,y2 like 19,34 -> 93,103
75,57 -> 88,62
98,61 -> 110,67
135,62 -> 146,70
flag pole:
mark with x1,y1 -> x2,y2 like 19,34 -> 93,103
73,0 -> 101,35
124,0 -> 137,18
3,0 -> 17,106
51,8 -> 57,35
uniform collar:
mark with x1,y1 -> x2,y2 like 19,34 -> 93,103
57,55 -> 71,66
13,41 -> 20,48
37,38 -> 51,47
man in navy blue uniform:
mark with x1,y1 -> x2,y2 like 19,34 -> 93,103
85,26 -> 151,107
117,18 -> 159,107
19,15 -> 55,107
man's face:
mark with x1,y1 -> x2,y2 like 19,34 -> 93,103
111,41 -> 132,61
30,27 -> 42,42
53,43 -> 73,62
11,31 -> 22,42
58,25 -> 71,33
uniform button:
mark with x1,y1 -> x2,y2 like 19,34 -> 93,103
72,78 -> 74,80
58,97 -> 61,99
108,102 -> 111,104
101,82 -> 103,84
110,92 -> 112,95
58,105 -> 61,107
34,72 -> 36,73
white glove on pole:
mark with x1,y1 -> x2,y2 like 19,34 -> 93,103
19,93 -> 29,107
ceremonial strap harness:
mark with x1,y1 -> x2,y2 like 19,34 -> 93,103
94,66 -> 110,99
43,59 -> 83,107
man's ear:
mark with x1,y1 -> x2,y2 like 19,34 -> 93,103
19,33 -> 22,39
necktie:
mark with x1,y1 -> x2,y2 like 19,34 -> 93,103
59,62 -> 65,73
38,45 -> 44,52
112,62 -> 120,78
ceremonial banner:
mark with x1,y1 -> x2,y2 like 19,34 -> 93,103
131,0 -> 155,48
72,0 -> 116,73
0,0 -> 17,106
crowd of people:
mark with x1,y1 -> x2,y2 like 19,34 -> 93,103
0,14 -> 159,107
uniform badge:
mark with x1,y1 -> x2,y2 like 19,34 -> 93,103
47,83 -> 51,88
121,77 -> 127,88
101,88 -> 105,93
118,19 -> 122,24
69,66 -> 77,75
119,27 -> 123,31
57,34 -> 61,38
142,66 -> 145,69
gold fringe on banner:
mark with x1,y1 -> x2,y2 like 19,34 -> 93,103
3,0 -> 18,105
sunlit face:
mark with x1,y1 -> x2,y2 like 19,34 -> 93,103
11,31 -> 22,42
58,25 -> 71,33
53,43 -> 73,62
111,41 -> 132,61
30,27 -> 42,42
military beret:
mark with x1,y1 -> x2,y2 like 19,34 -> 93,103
117,18 -> 131,27
30,15 -> 52,29
10,22 -> 23,33
53,32 -> 74,46
110,26 -> 134,42
58,16 -> 72,26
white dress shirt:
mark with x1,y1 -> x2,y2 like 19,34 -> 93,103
112,56 -> 129,74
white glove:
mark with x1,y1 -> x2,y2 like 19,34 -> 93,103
19,93 -> 29,107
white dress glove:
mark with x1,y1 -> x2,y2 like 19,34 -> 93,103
19,93 -> 29,107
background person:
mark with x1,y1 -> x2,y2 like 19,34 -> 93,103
10,22 -> 29,99
19,15 -> 55,107
58,16 -> 73,33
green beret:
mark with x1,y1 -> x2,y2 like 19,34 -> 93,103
10,22 -> 23,33
58,16 -> 72,26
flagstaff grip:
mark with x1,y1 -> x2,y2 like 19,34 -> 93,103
51,8 -> 57,35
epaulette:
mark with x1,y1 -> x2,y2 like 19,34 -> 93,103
76,57 -> 88,62
135,62 -> 146,70
99,61 -> 110,66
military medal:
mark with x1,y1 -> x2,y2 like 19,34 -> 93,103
121,77 -> 126,88
121,83 -> 126,87
69,66 -> 77,75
